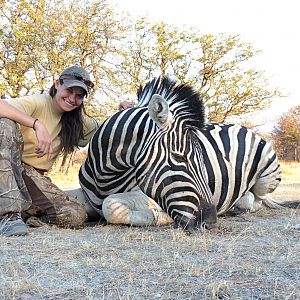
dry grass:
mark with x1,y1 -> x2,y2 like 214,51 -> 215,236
272,161 -> 300,201
47,153 -> 85,190
1,161 -> 299,300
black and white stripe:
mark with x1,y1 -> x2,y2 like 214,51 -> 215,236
79,76 -> 285,230
197,123 -> 281,214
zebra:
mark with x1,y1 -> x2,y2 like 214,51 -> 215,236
78,76 -> 298,231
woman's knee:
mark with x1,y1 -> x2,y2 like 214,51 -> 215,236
0,118 -> 19,135
55,203 -> 88,228
0,118 -> 23,153
23,168 -> 88,228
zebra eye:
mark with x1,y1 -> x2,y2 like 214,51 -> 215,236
172,152 -> 188,163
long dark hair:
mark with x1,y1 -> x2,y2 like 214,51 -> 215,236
49,84 -> 84,154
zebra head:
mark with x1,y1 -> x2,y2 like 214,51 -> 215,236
135,78 -> 217,231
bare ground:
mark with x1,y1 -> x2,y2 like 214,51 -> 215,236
1,174 -> 299,299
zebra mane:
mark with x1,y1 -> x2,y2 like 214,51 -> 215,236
137,76 -> 205,129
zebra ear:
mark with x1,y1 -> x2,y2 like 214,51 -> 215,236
148,94 -> 173,128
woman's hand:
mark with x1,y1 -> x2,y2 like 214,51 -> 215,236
119,101 -> 135,111
33,120 -> 53,160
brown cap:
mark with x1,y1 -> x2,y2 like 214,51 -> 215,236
59,66 -> 94,93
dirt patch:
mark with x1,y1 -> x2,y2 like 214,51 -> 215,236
1,205 -> 299,300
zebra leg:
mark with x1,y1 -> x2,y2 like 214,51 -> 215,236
64,188 -> 100,220
235,191 -> 257,212
102,190 -> 173,226
251,173 -> 282,210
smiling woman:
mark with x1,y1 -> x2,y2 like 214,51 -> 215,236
53,81 -> 86,112
0,65 -> 101,236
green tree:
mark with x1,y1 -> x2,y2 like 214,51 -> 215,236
0,0 -> 41,97
0,0 -> 128,107
0,2 -> 282,122
117,20 -> 281,121
193,34 -> 280,122
116,19 -> 195,96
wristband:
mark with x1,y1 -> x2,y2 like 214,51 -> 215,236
33,119 -> 38,130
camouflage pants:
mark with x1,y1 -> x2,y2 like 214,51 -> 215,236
0,118 -> 87,228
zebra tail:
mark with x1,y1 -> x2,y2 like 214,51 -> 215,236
263,195 -> 300,209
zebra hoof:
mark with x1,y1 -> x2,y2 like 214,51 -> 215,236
293,224 -> 300,230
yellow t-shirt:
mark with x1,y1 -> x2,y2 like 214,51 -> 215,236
6,94 -> 100,171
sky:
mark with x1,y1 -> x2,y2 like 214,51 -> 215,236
110,0 -> 300,130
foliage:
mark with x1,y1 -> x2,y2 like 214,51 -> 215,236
271,105 -> 300,161
0,0 -> 280,122
116,20 -> 281,121
0,0 -> 128,103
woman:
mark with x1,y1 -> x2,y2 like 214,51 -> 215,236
0,66 -> 131,237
